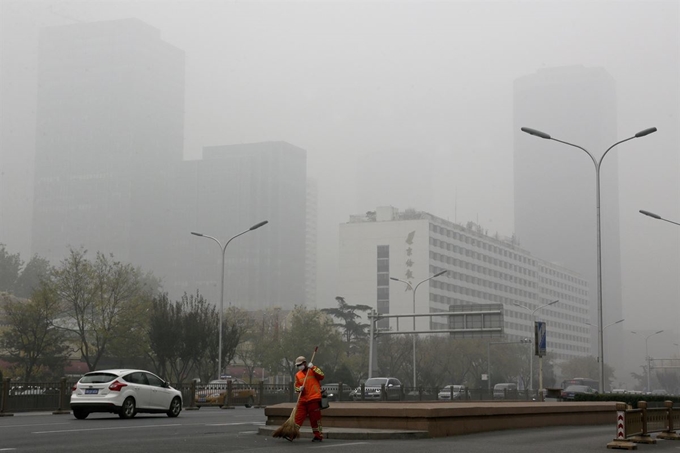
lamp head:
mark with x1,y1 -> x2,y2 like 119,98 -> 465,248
250,220 -> 269,230
634,127 -> 657,138
521,127 -> 551,140
191,231 -> 204,237
639,210 -> 661,220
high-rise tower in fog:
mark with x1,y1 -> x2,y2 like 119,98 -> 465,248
172,141 -> 308,311
31,19 -> 185,269
513,66 -> 623,377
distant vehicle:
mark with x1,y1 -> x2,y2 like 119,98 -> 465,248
493,383 -> 518,399
437,385 -> 467,401
562,377 -> 599,393
321,383 -> 352,401
194,378 -> 257,408
70,369 -> 182,419
561,385 -> 597,400
611,389 -> 627,394
651,389 -> 668,396
351,377 -> 402,401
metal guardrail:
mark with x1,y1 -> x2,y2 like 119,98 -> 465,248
0,378 -> 302,414
607,401 -> 680,449
0,377 -> 550,414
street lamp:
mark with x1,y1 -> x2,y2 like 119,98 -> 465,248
513,300 -> 559,391
191,220 -> 268,379
631,329 -> 664,392
390,269 -> 447,389
487,339 -> 531,392
585,318 -> 624,390
521,125 -> 657,393
639,210 -> 680,227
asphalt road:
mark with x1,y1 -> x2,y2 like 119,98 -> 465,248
2,407 -> 679,453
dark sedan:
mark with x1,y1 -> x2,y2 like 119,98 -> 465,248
561,384 -> 597,400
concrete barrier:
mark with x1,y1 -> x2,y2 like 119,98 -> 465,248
264,401 -> 618,438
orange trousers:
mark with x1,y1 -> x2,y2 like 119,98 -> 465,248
295,399 -> 322,437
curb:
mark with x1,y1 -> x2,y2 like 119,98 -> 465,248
258,425 -> 429,440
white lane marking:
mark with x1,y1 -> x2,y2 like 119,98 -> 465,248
0,449 -> 18,451
206,422 -> 264,426
313,442 -> 370,448
33,423 -> 181,434
0,423 -> 70,429
238,431 -> 257,434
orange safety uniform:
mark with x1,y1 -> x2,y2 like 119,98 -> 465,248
294,365 -> 325,440
295,365 -> 324,403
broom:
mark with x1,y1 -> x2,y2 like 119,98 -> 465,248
272,346 -> 318,440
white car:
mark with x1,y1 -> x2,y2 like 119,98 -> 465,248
437,384 -> 467,400
70,369 -> 182,419
352,377 -> 402,401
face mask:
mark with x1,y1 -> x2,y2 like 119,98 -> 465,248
297,364 -> 305,371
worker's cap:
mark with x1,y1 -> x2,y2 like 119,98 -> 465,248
295,356 -> 307,366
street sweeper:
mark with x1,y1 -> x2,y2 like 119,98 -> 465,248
272,348 -> 324,442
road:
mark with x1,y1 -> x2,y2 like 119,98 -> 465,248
1,407 -> 678,452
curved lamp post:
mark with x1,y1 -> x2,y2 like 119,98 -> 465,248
390,270 -> 447,389
513,299 -> 559,391
191,220 -> 268,379
521,125 -> 657,392
639,210 -> 680,227
631,329 -> 664,392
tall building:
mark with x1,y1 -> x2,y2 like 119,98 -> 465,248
306,178 -> 318,307
171,141 -> 308,311
339,206 -> 591,364
31,19 -> 185,270
513,66 -> 622,373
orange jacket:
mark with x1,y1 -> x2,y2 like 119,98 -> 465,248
295,365 -> 324,403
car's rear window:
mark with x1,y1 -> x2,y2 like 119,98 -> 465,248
80,373 -> 117,384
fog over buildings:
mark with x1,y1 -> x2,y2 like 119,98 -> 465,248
1,1 -> 678,388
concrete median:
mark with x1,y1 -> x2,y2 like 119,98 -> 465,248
262,401 -> 619,439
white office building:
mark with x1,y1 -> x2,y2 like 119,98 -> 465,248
339,206 -> 591,362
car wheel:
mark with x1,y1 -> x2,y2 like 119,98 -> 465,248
245,396 -> 254,408
73,408 -> 89,420
119,397 -> 136,419
167,397 -> 182,418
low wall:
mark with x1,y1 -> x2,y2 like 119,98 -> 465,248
265,401 -> 619,438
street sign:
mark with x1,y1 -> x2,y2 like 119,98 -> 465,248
535,321 -> 546,357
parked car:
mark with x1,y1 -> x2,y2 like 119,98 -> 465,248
437,384 -> 467,401
194,378 -> 257,408
322,383 -> 352,401
70,369 -> 182,419
351,377 -> 402,401
560,384 -> 597,400
493,383 -> 518,399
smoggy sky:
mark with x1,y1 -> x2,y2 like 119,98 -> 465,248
1,1 -> 679,381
